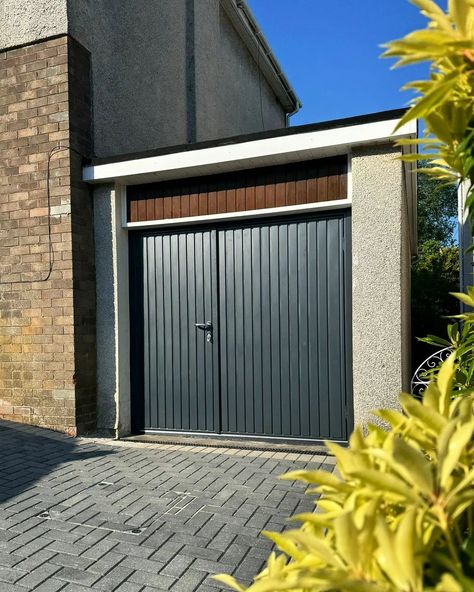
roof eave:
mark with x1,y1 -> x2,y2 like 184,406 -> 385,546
83,116 -> 418,186
220,0 -> 301,115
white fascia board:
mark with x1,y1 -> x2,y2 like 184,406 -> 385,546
83,118 -> 417,185
124,199 -> 352,230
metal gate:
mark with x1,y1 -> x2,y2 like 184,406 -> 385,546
129,211 -> 352,441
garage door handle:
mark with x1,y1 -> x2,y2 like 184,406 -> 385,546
195,322 -> 213,330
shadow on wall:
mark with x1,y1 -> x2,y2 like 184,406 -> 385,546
0,419 -> 114,504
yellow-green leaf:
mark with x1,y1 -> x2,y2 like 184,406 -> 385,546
437,352 -> 457,415
375,517 -> 407,589
395,509 -> 419,588
213,574 -> 247,592
400,392 -> 447,433
435,573 -> 463,591
451,291 -> 474,307
348,469 -> 420,503
391,437 -> 434,496
262,531 -> 305,561
440,422 -> 474,487
334,512 -> 359,568
280,470 -> 350,492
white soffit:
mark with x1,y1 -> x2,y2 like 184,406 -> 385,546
83,118 -> 417,186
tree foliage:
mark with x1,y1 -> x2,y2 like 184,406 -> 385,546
412,162 -> 459,368
382,0 -> 474,231
417,161 -> 458,245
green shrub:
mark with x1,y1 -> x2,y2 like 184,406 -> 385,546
420,287 -> 474,393
216,355 -> 474,592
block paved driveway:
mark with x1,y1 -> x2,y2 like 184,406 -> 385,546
0,420 -> 334,592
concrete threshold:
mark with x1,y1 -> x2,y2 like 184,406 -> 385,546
121,433 -> 331,455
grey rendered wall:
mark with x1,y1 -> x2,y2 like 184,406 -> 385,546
0,0 -> 67,49
68,0 -> 189,158
351,145 -> 411,428
68,0 -> 286,157
93,184 -> 131,436
194,1 -> 286,141
2,0 -> 288,157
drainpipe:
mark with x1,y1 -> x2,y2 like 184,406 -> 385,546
285,104 -> 301,128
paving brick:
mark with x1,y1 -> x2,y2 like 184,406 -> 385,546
170,569 -> 207,592
160,554 -> 195,578
0,564 -> 27,584
15,562 -> 62,588
121,555 -> 164,574
114,541 -> 155,559
60,584 -> 94,592
92,565 -> 134,591
49,552 -> 94,570
14,548 -> 57,572
128,569 -> 176,590
34,580 -> 68,592
0,421 -> 324,592
180,545 -> 221,562
114,583 -> 143,592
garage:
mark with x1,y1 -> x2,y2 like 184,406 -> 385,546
128,158 -> 352,442
86,111 -> 416,441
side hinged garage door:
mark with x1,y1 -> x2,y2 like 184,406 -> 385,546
129,211 -> 352,442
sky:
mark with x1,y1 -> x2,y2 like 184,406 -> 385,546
247,0 -> 441,126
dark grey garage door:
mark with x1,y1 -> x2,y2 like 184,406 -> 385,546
129,212 -> 352,441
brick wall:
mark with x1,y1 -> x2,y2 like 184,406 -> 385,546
68,38 -> 96,434
0,36 -> 95,435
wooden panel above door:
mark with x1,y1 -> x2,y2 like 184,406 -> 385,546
127,156 -> 348,223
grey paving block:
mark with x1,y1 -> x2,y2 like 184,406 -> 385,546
180,546 -> 221,562
129,569 -> 177,589
114,582 -> 143,592
15,563 -> 62,588
160,554 -> 195,578
46,540 -> 90,556
92,565 -> 135,591
170,568 -> 207,592
0,551 -> 22,567
0,419 -> 323,592
55,566 -> 99,587
0,583 -> 30,592
49,552 -> 94,570
0,564 -> 27,584
86,550 -> 125,575
33,579 -> 68,592
60,584 -> 95,592
115,541 -> 155,559
121,555 -> 164,574
81,538 -> 118,561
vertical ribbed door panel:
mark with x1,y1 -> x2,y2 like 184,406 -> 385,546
130,229 -> 219,432
218,214 -> 350,440
130,212 -> 351,440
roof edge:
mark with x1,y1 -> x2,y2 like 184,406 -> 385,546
88,108 -> 409,166
220,0 -> 301,115
83,112 -> 417,186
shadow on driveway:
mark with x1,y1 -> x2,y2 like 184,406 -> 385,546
0,419 -> 114,505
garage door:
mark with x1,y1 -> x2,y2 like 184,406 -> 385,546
129,211 -> 352,441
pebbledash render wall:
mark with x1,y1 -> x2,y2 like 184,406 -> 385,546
351,145 -> 412,429
0,37 -> 96,434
